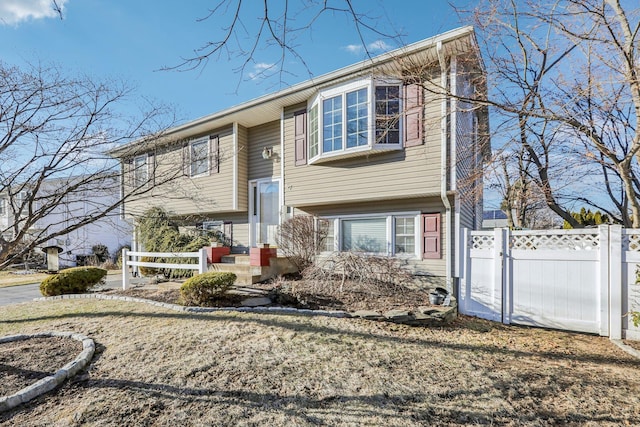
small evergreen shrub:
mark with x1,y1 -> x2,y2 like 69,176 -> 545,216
138,256 -> 160,277
180,272 -> 237,306
40,267 -> 108,296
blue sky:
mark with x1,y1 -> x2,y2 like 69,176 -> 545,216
0,0 -> 471,123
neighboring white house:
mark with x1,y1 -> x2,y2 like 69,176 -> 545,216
0,176 -> 132,267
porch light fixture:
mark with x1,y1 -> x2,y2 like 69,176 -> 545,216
261,146 -> 273,159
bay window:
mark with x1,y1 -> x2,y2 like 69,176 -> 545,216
308,78 -> 403,163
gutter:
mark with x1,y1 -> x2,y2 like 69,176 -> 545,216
437,41 -> 453,293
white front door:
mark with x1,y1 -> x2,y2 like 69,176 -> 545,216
250,179 -> 280,246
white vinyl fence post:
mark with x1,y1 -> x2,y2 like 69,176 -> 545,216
609,225 -> 623,340
198,248 -> 208,275
122,248 -> 130,290
502,227 -> 511,325
598,225 -> 610,337
461,227 -> 471,313
493,228 -> 506,324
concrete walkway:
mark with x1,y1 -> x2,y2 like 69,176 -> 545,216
0,273 -> 126,307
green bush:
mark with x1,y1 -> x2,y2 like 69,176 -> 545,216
138,256 -> 160,277
180,272 -> 237,306
40,267 -> 108,296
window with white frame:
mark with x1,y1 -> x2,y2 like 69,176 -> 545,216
375,86 -> 401,144
190,139 -> 209,177
308,78 -> 402,163
133,155 -> 148,187
321,213 -> 419,257
394,216 -> 415,254
0,198 -> 5,215
318,218 -> 335,252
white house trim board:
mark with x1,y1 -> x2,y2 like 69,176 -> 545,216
280,108 -> 285,215
233,122 -> 238,210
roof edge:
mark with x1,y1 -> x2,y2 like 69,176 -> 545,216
110,26 -> 476,157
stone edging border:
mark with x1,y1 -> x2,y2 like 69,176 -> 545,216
0,332 -> 95,413
610,339 -> 640,359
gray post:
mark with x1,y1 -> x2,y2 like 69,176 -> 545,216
609,225 -> 622,339
198,248 -> 207,274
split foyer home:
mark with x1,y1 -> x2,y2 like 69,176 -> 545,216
109,26 -> 489,289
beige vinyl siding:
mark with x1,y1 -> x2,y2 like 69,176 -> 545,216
205,212 -> 250,253
236,124 -> 249,211
248,120 -> 281,180
283,82 -> 443,207
125,127 -> 240,217
298,197 -> 447,278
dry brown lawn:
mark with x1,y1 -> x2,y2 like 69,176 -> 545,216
1,298 -> 640,426
0,271 -> 50,288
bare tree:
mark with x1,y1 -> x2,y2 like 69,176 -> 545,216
458,0 -> 640,226
168,0 -> 401,88
0,61 -> 178,269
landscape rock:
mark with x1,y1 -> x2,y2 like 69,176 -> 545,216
352,310 -> 385,320
383,310 -> 414,323
241,296 -> 272,307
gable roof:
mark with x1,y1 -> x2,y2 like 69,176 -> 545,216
110,26 -> 481,158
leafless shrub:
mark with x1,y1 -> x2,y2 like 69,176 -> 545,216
275,216 -> 327,271
302,252 -> 414,296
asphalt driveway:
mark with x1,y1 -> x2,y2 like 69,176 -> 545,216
0,273 -> 126,307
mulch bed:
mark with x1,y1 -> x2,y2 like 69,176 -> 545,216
0,337 -> 82,397
104,278 -> 435,313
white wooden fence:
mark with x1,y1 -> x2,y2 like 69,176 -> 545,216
459,225 -> 640,340
121,248 -> 208,290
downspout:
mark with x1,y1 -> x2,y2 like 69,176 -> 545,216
437,40 -> 452,293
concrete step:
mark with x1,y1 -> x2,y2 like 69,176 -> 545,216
220,255 -> 251,265
211,263 -> 262,276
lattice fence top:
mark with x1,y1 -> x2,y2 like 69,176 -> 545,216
471,234 -> 494,250
623,233 -> 640,252
511,232 -> 599,250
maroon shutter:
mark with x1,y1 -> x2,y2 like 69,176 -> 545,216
404,84 -> 424,147
210,135 -> 219,174
294,110 -> 307,166
148,151 -> 155,185
182,143 -> 189,176
422,213 -> 441,259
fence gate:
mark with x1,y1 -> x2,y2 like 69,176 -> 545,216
459,228 -> 609,335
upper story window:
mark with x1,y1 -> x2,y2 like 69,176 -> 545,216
183,136 -> 219,177
307,78 -> 403,164
133,155 -> 148,187
0,198 -> 5,216
190,139 -> 209,177
375,86 -> 400,144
